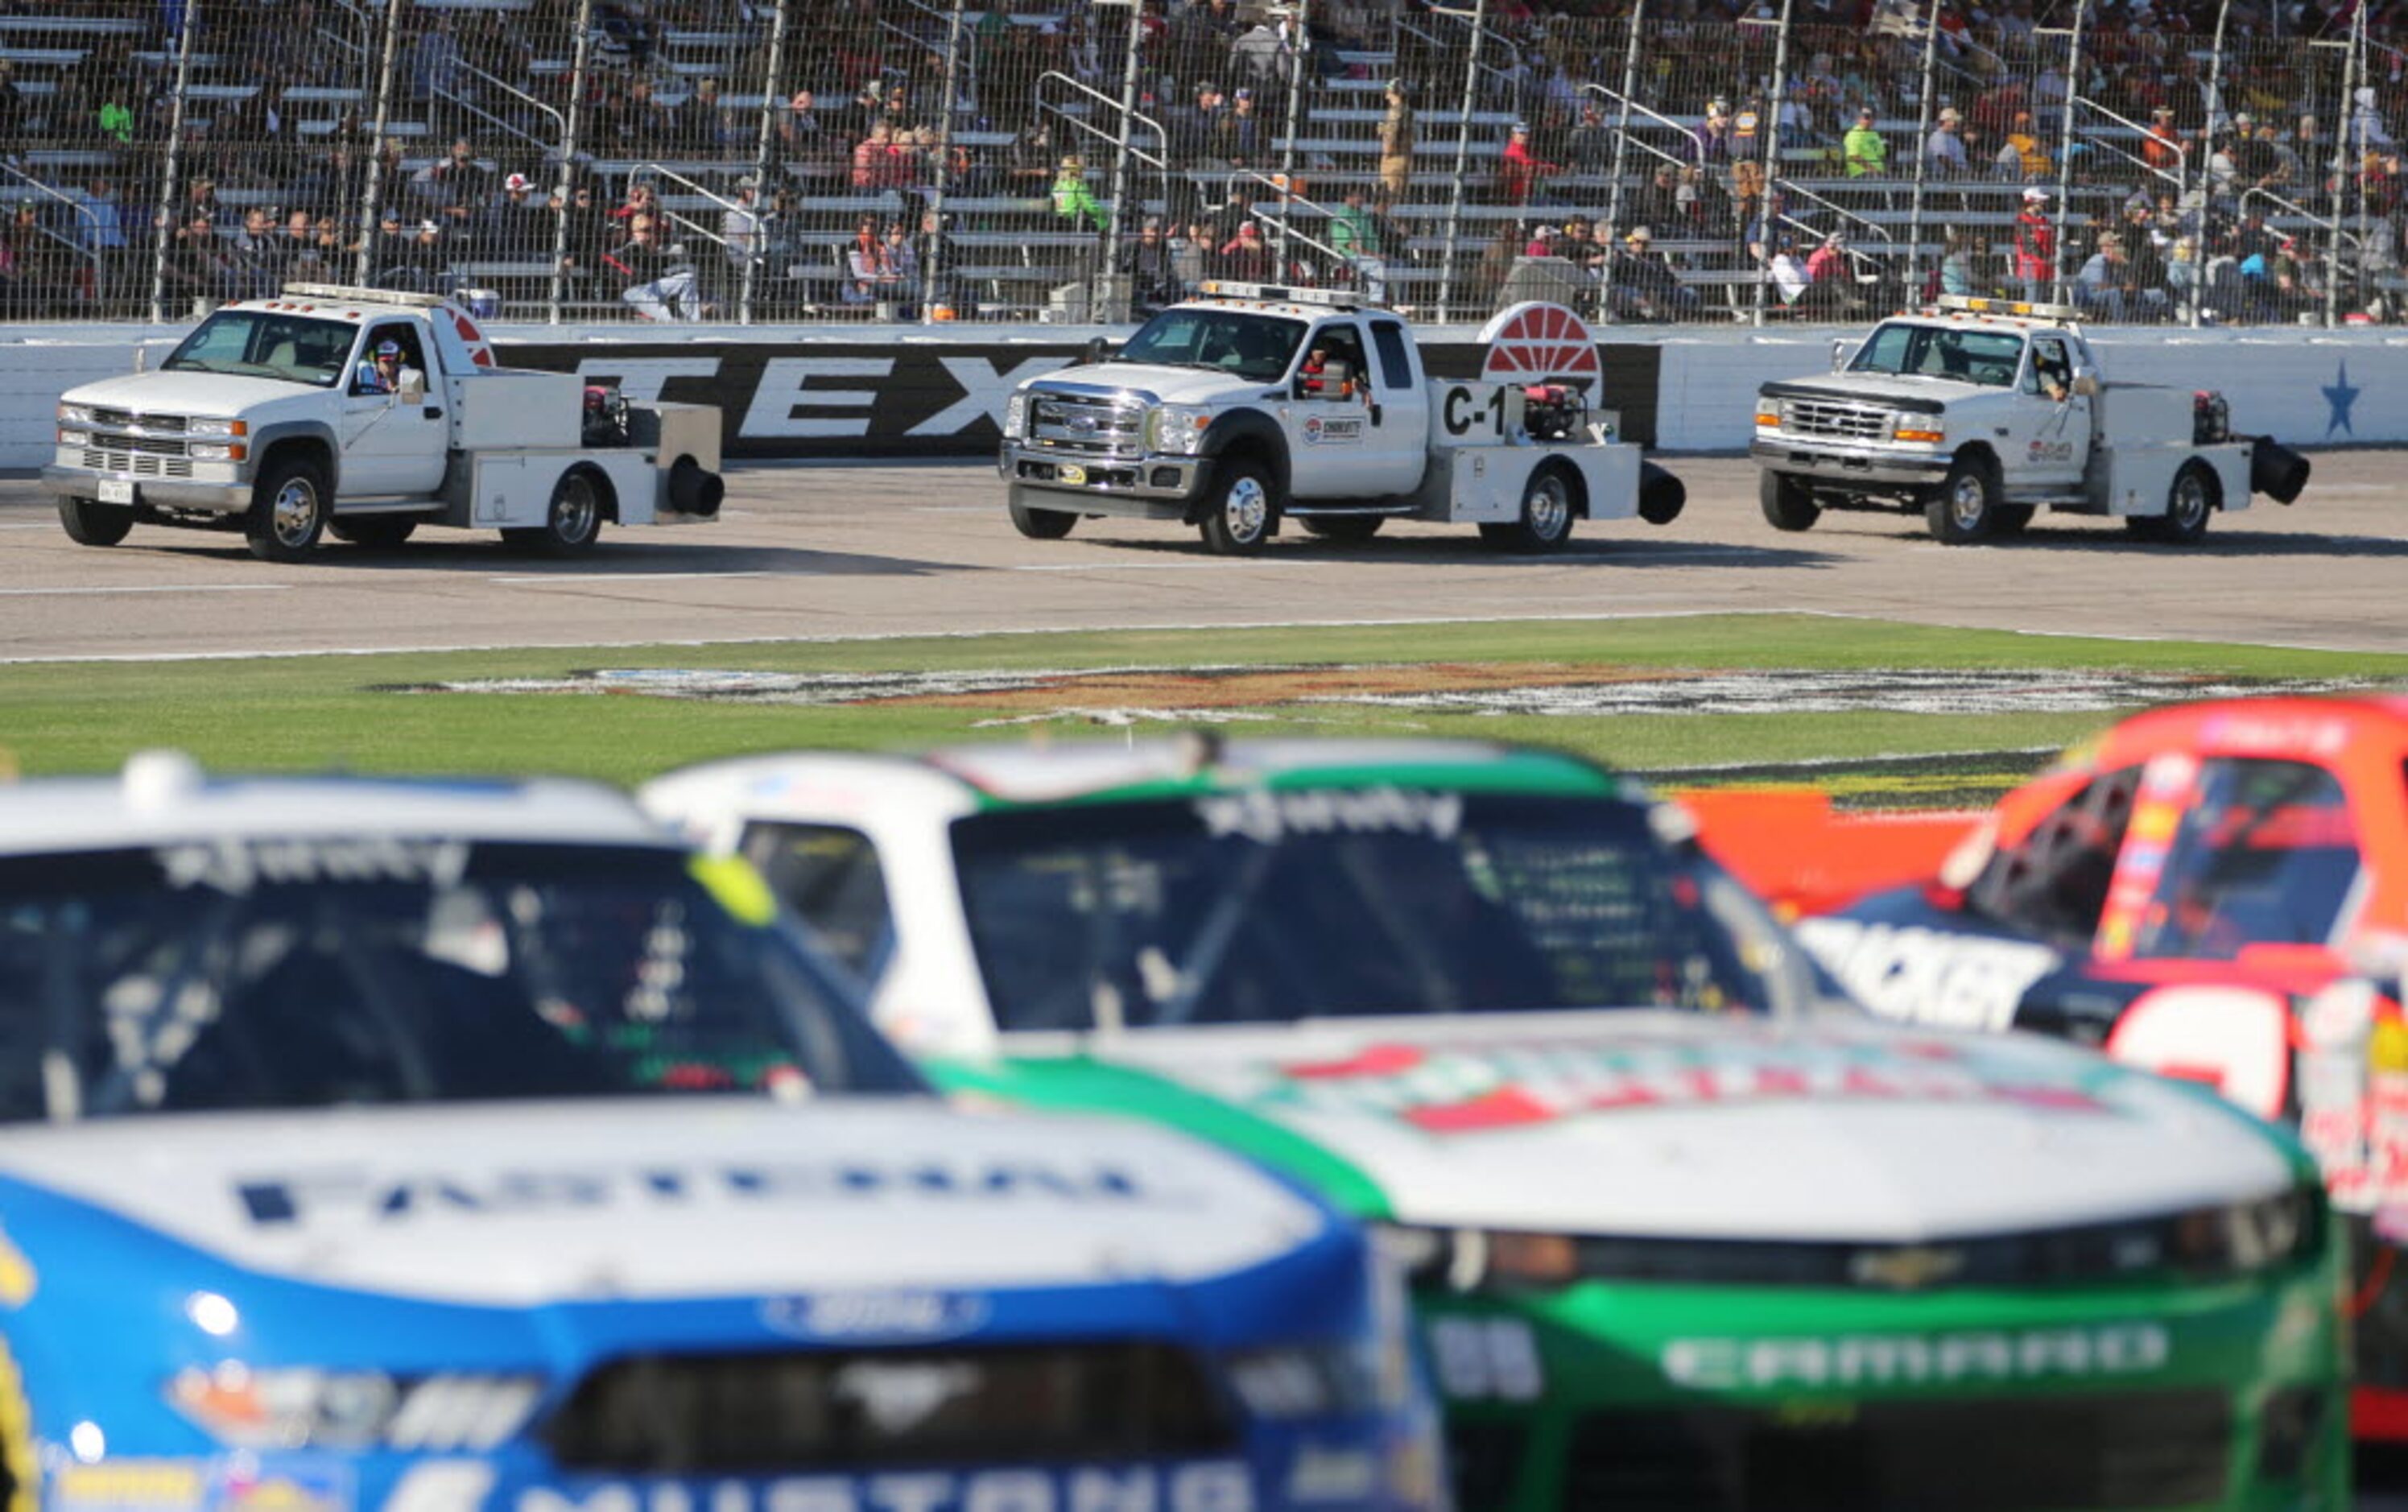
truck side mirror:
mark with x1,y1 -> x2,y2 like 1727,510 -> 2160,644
2071,372 -> 2100,398
1080,337 -> 1115,366
399,370 -> 425,404
1829,337 -> 1849,373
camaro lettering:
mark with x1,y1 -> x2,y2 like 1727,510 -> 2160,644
1662,1324 -> 2169,1389
1196,788 -> 1462,846
515,1465 -> 1252,1512
237,1163 -> 1145,1226
1793,918 -> 2059,1034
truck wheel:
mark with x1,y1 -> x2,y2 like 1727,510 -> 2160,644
505,469 -> 605,555
1925,456 -> 2001,545
1301,516 -> 1384,542
1758,471 -> 1819,532
329,518 -> 417,548
1200,460 -> 1276,555
1008,500 -> 1078,539
246,456 -> 331,562
1481,462 -> 1577,552
57,498 -> 134,547
1992,504 -> 2036,537
2129,462 -> 2216,544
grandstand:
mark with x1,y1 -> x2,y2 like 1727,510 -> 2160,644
0,0 -> 2396,327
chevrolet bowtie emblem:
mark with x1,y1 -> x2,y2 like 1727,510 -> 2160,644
1849,1245 -> 1968,1291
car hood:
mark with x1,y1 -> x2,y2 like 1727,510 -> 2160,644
1031,364 -> 1267,407
979,1011 -> 2297,1241
0,1099 -> 1326,1306
1763,374 -> 1990,414
64,370 -> 328,420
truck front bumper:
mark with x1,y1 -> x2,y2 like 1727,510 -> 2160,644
999,444 -> 1206,520
40,465 -> 250,514
1750,437 -> 1952,490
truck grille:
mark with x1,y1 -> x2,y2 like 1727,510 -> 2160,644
1030,394 -> 1146,457
1780,399 -> 1894,441
544,1342 -> 1235,1473
81,449 -> 194,478
89,409 -> 188,432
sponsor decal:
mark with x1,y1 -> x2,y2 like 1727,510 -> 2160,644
2025,438 -> 2075,464
1196,788 -> 1462,845
1478,303 -> 1602,385
760,1291 -> 992,1344
1662,1322 -> 2171,1390
0,1224 -> 35,1308
1254,1034 -> 2110,1133
513,1464 -> 1254,1512
54,1464 -> 209,1512
155,837 -> 470,896
214,1464 -> 350,1512
1792,918 -> 2059,1034
1427,1316 -> 1544,1402
1298,414 -> 1364,445
234,1162 -> 1148,1227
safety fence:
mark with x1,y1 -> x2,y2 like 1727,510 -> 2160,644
0,0 -> 2398,328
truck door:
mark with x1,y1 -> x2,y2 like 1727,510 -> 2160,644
1361,317 -> 1431,495
340,320 -> 448,498
2016,332 -> 2091,490
1282,318 -> 1386,500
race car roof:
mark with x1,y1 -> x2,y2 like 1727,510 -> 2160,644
0,751 -> 667,855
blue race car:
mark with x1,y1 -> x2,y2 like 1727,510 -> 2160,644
0,754 -> 1445,1512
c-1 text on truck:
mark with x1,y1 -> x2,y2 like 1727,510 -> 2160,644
43,284 -> 725,561
1751,295 -> 2311,545
999,284 -> 1686,554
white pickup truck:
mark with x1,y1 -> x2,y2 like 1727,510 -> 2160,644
998,283 -> 1687,554
1751,295 -> 2311,545
42,283 -> 725,561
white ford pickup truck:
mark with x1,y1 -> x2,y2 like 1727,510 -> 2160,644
1751,295 -> 2311,545
999,283 -> 1687,554
42,283 -> 725,560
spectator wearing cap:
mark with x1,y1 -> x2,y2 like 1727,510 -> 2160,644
1379,81 -> 1416,200
1218,220 -> 1274,280
413,138 -> 490,233
1216,86 -> 1262,166
1051,155 -> 1108,233
1608,225 -> 1698,322
1499,122 -> 1558,206
493,172 -> 553,259
2014,186 -> 2055,302
1524,224 -> 1559,258
1926,107 -> 1967,177
1999,111 -> 2048,180
1844,108 -> 1887,177
1689,97 -> 1734,167
609,213 -> 702,322
2143,105 -> 2183,174
2228,113 -> 2277,189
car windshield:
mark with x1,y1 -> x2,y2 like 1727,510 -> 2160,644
1113,309 -> 1305,382
950,791 -> 1835,1031
1848,322 -> 2026,386
162,311 -> 357,386
0,840 -> 921,1121
2125,758 -> 2364,959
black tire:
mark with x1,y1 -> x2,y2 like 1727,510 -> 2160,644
57,498 -> 133,547
1758,470 -> 1820,531
1199,457 -> 1276,556
1008,500 -> 1077,539
1481,461 -> 1578,552
503,468 -> 605,555
1300,515 -> 1384,542
1992,503 -> 2037,537
2249,437 -> 2311,504
2129,461 -> 2216,544
1638,461 -> 1687,525
329,517 -> 418,548
245,453 -> 331,562
1925,454 -> 2001,545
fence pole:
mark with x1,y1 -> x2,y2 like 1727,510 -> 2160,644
546,0 -> 596,324
1752,0 -> 1794,329
147,0 -> 200,324
2328,2 -> 2362,328
1101,0 -> 1144,313
353,0 -> 404,287
1435,0 -> 1489,325
2194,0 -> 2232,326
2048,0 -> 2087,306
740,0 -> 791,325
1903,2 -> 1941,302
1601,1 -> 1643,249
1274,0 -> 1309,266
922,0 -> 969,324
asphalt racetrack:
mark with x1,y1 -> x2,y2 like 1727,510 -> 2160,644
0,450 -> 2402,662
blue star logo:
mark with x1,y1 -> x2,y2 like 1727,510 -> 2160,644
2323,359 -> 2361,438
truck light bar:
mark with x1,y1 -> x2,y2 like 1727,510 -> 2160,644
1932,293 -> 2081,324
1195,280 -> 1365,312
279,283 -> 458,312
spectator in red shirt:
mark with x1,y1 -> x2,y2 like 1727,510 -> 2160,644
2014,184 -> 2057,302
1218,221 -> 1274,279
1499,122 -> 1558,205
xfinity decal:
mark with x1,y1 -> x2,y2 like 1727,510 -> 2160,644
759,1291 -> 993,1344
1196,788 -> 1462,845
1662,1322 -> 2170,1390
235,1163 -> 1147,1225
514,1464 -> 1253,1512
1792,918 -> 2059,1034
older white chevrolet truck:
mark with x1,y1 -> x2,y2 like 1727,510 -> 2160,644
43,283 -> 725,561
1000,283 -> 1687,555
1751,295 -> 2311,545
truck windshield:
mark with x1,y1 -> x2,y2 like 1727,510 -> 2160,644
1114,310 -> 1305,382
163,311 -> 358,387
1848,323 -> 2026,386
0,841 -> 923,1121
949,793 -> 1837,1031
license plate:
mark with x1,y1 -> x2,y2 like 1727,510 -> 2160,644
1058,464 -> 1088,485
97,479 -> 135,505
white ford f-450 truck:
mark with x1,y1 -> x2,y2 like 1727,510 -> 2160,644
998,282 -> 1687,554
1751,295 -> 2311,545
43,283 -> 725,560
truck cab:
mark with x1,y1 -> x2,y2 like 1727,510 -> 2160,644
1751,295 -> 2307,545
1000,283 -> 1683,554
44,283 -> 724,561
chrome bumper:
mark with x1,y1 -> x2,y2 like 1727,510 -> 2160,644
39,465 -> 250,514
998,444 -> 1205,513
1750,437 -> 1952,490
